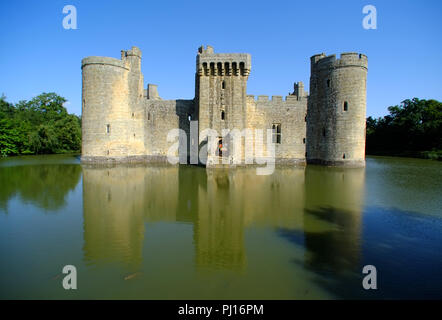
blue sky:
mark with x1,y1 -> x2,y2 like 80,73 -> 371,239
0,0 -> 441,118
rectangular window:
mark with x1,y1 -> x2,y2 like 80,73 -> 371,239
106,124 -> 110,134
272,123 -> 281,144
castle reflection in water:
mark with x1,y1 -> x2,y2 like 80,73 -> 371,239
82,164 -> 365,274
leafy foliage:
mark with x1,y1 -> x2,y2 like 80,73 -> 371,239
0,93 -> 81,156
366,98 -> 442,160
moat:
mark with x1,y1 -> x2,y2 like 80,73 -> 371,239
0,155 -> 441,299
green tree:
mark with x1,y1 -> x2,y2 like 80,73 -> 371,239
0,118 -> 20,156
366,98 -> 442,159
0,93 -> 81,156
54,114 -> 81,152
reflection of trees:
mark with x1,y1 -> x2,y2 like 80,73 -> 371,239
0,164 -> 81,212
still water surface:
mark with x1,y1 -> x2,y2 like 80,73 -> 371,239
0,155 -> 441,299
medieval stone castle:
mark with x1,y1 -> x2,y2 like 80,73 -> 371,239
81,46 -> 367,167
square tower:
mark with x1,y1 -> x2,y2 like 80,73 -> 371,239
195,45 -> 251,164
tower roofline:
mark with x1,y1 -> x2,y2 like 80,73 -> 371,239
311,52 -> 368,71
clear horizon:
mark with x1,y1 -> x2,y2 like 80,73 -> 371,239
1,0 -> 441,118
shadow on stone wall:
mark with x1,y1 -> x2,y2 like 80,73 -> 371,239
176,99 -> 194,163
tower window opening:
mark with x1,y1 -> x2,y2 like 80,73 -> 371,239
106,124 -> 110,134
303,138 -> 306,144
232,62 -> 238,75
148,112 -> 151,120
272,123 -> 282,144
221,110 -> 225,120
327,79 -> 330,87
343,153 -> 346,159
222,81 -> 225,89
322,128 -> 326,137
343,101 -> 348,111
132,112 -> 134,118
239,62 -> 245,76
217,62 -> 223,76
188,114 -> 192,121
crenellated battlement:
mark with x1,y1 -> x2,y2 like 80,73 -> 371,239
247,94 -> 305,106
311,52 -> 368,72
196,45 -> 251,76
121,46 -> 142,59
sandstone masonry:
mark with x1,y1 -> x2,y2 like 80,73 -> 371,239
81,46 -> 367,167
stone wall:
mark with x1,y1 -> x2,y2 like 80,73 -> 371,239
81,48 -> 146,161
246,94 -> 307,163
144,98 -> 194,160
81,46 -> 367,168
307,53 -> 367,167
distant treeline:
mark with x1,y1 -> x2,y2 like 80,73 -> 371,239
366,98 -> 442,160
0,93 -> 81,156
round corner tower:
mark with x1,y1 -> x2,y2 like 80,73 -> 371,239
306,52 -> 368,167
81,46 -> 145,162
